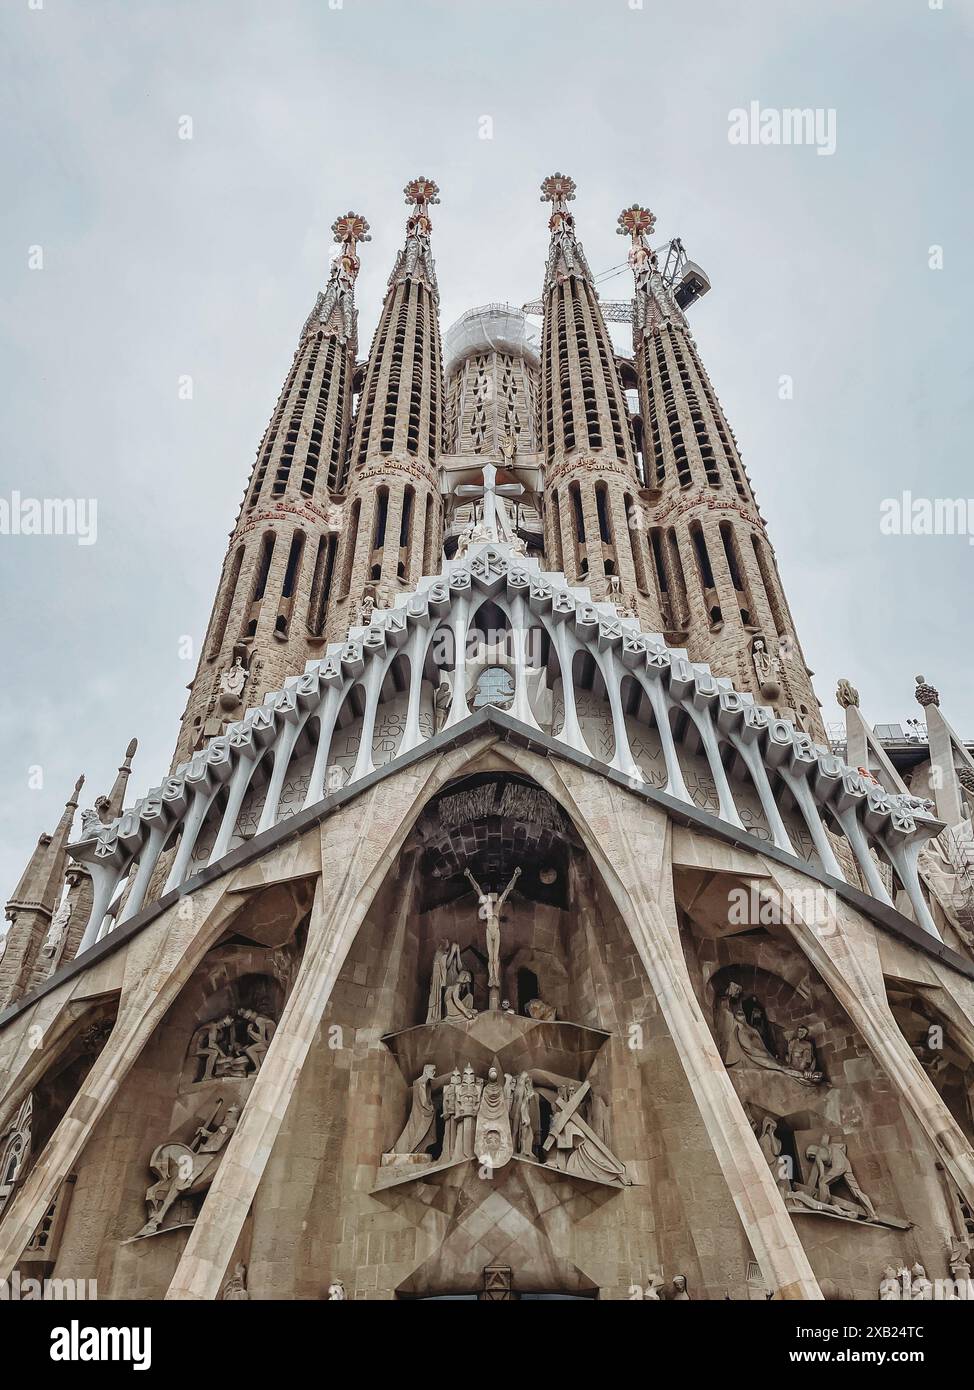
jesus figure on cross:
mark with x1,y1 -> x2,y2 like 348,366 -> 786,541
463,866 -> 521,1010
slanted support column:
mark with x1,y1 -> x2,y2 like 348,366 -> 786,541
547,763 -> 822,1299
302,679 -> 349,809
764,855 -> 974,1210
634,666 -> 692,803
507,593 -> 543,732
925,702 -> 974,828
398,619 -> 438,756
164,747 -> 485,1300
442,588 -> 473,730
76,859 -> 123,955
0,875 -> 247,1280
165,870 -> 351,1300
546,612 -> 589,756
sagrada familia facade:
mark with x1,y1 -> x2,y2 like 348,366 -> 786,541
2,174 -> 974,1302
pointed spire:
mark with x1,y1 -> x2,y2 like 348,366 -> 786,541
389,176 -> 440,303
102,736 -> 138,822
303,211 -> 370,349
6,772 -> 84,917
617,201 -> 683,342
541,172 -> 594,294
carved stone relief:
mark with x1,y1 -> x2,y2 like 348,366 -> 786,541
130,1098 -> 241,1239
188,1009 -> 277,1084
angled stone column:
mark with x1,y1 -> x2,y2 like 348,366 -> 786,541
503,748 -> 822,1300
925,703 -> 974,829
0,874 -> 247,1280
763,854 -> 974,1208
166,737 -> 495,1299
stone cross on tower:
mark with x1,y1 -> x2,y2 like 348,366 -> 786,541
456,463 -> 523,538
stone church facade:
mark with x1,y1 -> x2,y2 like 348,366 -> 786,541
2,176 -> 974,1301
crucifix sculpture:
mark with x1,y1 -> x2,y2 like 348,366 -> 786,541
463,866 -> 521,1010
455,462 -> 524,539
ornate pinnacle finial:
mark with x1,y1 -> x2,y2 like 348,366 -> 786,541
617,204 -> 657,246
915,674 -> 940,709
306,212 -> 370,345
391,178 -> 440,303
331,212 -> 371,258
540,174 -> 593,293
617,202 -> 677,341
123,737 -> 138,762
404,177 -> 440,216
71,774 -> 85,801
836,678 -> 860,710
618,205 -> 658,285
540,173 -> 576,211
328,213 -> 369,289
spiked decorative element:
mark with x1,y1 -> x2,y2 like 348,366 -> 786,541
306,212 -> 371,347
331,212 -> 371,252
540,173 -> 576,208
392,178 -> 441,302
404,177 -> 440,211
616,204 -> 657,244
619,204 -> 663,343
540,173 -> 592,293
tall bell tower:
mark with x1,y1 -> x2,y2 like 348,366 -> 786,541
538,175 -> 662,626
173,212 -> 370,764
326,178 -> 445,637
619,203 -> 824,739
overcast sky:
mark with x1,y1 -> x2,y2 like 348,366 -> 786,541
1,0 -> 971,896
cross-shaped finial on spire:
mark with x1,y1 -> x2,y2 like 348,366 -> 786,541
404,177 -> 440,213
328,212 -> 369,287
331,212 -> 371,255
616,204 -> 657,247
617,205 -> 658,288
540,172 -> 577,212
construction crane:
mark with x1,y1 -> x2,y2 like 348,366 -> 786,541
522,236 -> 711,323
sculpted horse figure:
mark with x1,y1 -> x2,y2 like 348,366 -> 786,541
135,1100 -> 240,1238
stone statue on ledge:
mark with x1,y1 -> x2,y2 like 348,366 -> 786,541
752,637 -> 782,699
784,1026 -> 818,1076
41,896 -> 72,960
193,1016 -> 236,1081
756,1116 -> 793,1197
387,1063 -> 439,1164
540,1077 -> 629,1184
425,939 -> 463,1023
510,1073 -> 540,1159
455,1062 -> 483,1160
442,1067 -> 462,1161
190,1009 -> 277,1083
755,1116 -> 905,1229
525,997 -> 556,1022
715,983 -> 823,1085
444,969 -> 477,1021
803,1134 -> 877,1221
218,644 -> 250,712
433,677 -> 452,733
475,1065 -> 514,1170
221,1262 -> 249,1301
